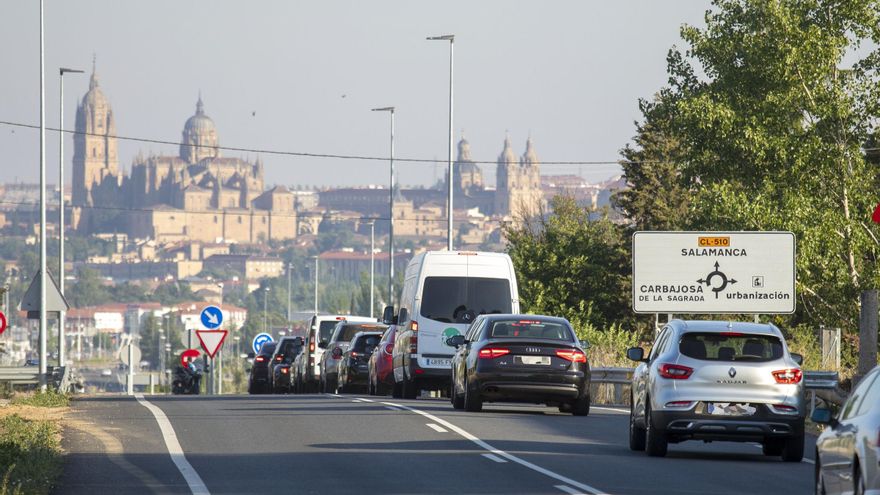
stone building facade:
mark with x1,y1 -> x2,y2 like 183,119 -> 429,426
71,66 -> 296,243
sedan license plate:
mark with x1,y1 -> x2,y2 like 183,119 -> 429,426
426,358 -> 451,367
706,402 -> 756,416
516,355 -> 551,365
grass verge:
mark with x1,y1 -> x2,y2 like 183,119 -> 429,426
10,390 -> 70,408
0,414 -> 63,495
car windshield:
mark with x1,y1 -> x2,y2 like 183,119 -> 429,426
337,324 -> 386,342
318,320 -> 340,343
488,320 -> 573,341
420,277 -> 511,323
259,342 -> 277,356
679,332 -> 784,362
277,341 -> 302,361
351,333 -> 382,353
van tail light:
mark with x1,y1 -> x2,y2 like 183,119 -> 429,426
772,368 -> 802,384
255,355 -> 267,363
309,342 -> 315,352
556,349 -> 587,363
478,347 -> 510,359
410,320 -> 419,332
658,363 -> 693,379
409,333 -> 418,353
384,343 -> 394,355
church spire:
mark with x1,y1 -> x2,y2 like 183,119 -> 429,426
196,91 -> 205,115
89,53 -> 98,90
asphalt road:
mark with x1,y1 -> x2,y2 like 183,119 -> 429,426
58,393 -> 817,495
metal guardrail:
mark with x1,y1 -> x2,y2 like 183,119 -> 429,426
591,367 -> 839,412
0,366 -> 71,392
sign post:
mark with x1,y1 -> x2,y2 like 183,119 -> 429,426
196,330 -> 228,395
632,231 -> 796,315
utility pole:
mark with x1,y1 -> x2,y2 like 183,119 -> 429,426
38,0 -> 48,390
287,263 -> 293,323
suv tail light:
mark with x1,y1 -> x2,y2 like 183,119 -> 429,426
275,355 -> 283,362
255,355 -> 267,363
772,368 -> 802,384
556,349 -> 587,363
478,347 -> 510,359
384,343 -> 394,355
658,363 -> 693,379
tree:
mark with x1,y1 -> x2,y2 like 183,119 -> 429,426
629,0 -> 880,329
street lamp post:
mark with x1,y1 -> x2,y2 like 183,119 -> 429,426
58,67 -> 83,370
371,106 -> 395,308
427,34 -> 455,251
287,263 -> 293,323
313,256 -> 319,316
369,221 -> 375,318
38,0 -> 48,390
263,287 -> 270,334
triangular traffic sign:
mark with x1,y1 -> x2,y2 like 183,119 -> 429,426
196,330 -> 228,358
20,270 -> 70,318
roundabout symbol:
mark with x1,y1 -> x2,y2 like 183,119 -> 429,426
697,261 -> 738,299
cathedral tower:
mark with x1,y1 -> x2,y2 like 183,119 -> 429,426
180,96 -> 220,164
494,134 -> 518,215
495,135 -> 543,216
72,63 -> 118,206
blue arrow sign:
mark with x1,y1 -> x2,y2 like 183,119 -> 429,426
200,305 -> 224,330
252,333 -> 274,354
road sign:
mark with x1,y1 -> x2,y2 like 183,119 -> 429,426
200,305 -> 224,329
120,344 -> 142,367
632,231 -> 796,314
196,330 -> 228,359
180,348 -> 201,367
20,270 -> 69,319
0,311 -> 6,336
252,333 -> 273,354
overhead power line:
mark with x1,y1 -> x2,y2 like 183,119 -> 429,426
0,119 -> 640,166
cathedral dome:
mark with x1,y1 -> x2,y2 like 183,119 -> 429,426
180,96 -> 220,164
183,97 -> 217,136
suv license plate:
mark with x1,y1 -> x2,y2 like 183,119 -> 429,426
707,402 -> 756,416
426,359 -> 451,367
517,356 -> 551,365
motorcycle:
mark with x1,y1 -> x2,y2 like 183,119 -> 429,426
172,364 -> 202,395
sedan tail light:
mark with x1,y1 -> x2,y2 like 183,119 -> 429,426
478,347 -> 510,359
658,363 -> 693,379
555,349 -> 587,363
772,368 -> 802,384
255,355 -> 267,363
384,343 -> 394,355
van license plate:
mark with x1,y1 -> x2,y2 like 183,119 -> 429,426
517,356 -> 551,365
426,359 -> 451,367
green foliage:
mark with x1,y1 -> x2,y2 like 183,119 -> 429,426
505,195 -> 635,331
10,390 -> 70,408
0,415 -> 62,495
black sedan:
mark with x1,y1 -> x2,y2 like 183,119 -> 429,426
337,331 -> 383,394
448,315 -> 591,415
247,341 -> 277,394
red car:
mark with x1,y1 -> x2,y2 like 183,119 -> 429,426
368,325 -> 397,395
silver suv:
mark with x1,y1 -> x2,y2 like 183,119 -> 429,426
626,319 -> 805,461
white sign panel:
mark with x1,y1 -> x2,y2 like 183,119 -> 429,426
632,231 -> 796,314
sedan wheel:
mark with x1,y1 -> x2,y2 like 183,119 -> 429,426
451,373 -> 465,410
463,375 -> 482,412
570,394 -> 590,416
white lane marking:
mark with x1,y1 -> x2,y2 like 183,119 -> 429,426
325,394 -> 343,398
377,401 -> 609,495
749,443 -> 815,464
482,453 -> 507,463
358,398 -> 375,402
134,394 -> 210,495
590,406 -> 627,414
426,423 -> 448,433
556,485 -> 588,495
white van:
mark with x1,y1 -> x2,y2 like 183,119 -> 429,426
389,251 -> 519,399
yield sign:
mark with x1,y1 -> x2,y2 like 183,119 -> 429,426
196,330 -> 228,359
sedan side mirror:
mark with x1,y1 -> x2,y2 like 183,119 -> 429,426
318,341 -> 328,349
579,340 -> 591,350
626,347 -> 646,362
790,352 -> 803,366
446,335 -> 466,347
811,407 -> 836,427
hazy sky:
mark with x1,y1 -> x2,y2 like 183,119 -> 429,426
0,1 -> 709,189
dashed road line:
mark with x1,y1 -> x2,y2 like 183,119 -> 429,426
384,405 -> 402,411
555,484 -> 588,495
590,406 -> 627,414
426,423 -> 448,433
135,394 -> 210,495
375,400 -> 610,495
482,453 -> 507,463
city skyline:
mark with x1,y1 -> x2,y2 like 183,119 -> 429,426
0,1 -> 709,189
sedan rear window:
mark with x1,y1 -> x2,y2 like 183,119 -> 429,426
679,333 -> 783,362
488,320 -> 574,341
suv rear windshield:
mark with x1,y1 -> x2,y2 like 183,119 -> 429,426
318,320 -> 340,343
338,324 -> 387,343
679,333 -> 784,362
277,340 -> 303,357
351,333 -> 382,353
420,277 -> 511,323
488,320 -> 574,341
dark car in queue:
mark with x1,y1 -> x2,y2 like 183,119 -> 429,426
449,315 -> 590,415
319,321 -> 387,394
813,364 -> 880,495
368,325 -> 398,396
247,341 -> 277,394
269,336 -> 304,394
337,331 -> 383,394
